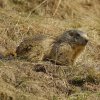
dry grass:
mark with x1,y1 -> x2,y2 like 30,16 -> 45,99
0,0 -> 100,100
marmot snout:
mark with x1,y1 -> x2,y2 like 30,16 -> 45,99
16,30 -> 88,66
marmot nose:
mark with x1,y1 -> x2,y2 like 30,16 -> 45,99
84,39 -> 88,44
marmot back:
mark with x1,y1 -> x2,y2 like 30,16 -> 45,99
16,34 -> 54,62
16,30 -> 88,65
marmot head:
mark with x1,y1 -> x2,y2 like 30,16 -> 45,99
67,30 -> 88,46
57,30 -> 88,48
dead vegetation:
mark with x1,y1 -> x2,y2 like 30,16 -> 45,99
0,0 -> 100,100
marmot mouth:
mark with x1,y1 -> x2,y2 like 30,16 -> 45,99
78,38 -> 88,46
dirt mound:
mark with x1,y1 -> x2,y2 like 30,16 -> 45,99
0,60 -> 99,100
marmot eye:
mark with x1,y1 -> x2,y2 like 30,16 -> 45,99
69,32 -> 74,36
75,34 -> 80,37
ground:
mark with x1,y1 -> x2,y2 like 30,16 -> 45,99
0,0 -> 100,100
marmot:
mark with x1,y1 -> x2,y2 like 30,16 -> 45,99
16,30 -> 88,65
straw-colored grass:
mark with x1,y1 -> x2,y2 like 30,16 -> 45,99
0,0 -> 100,100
